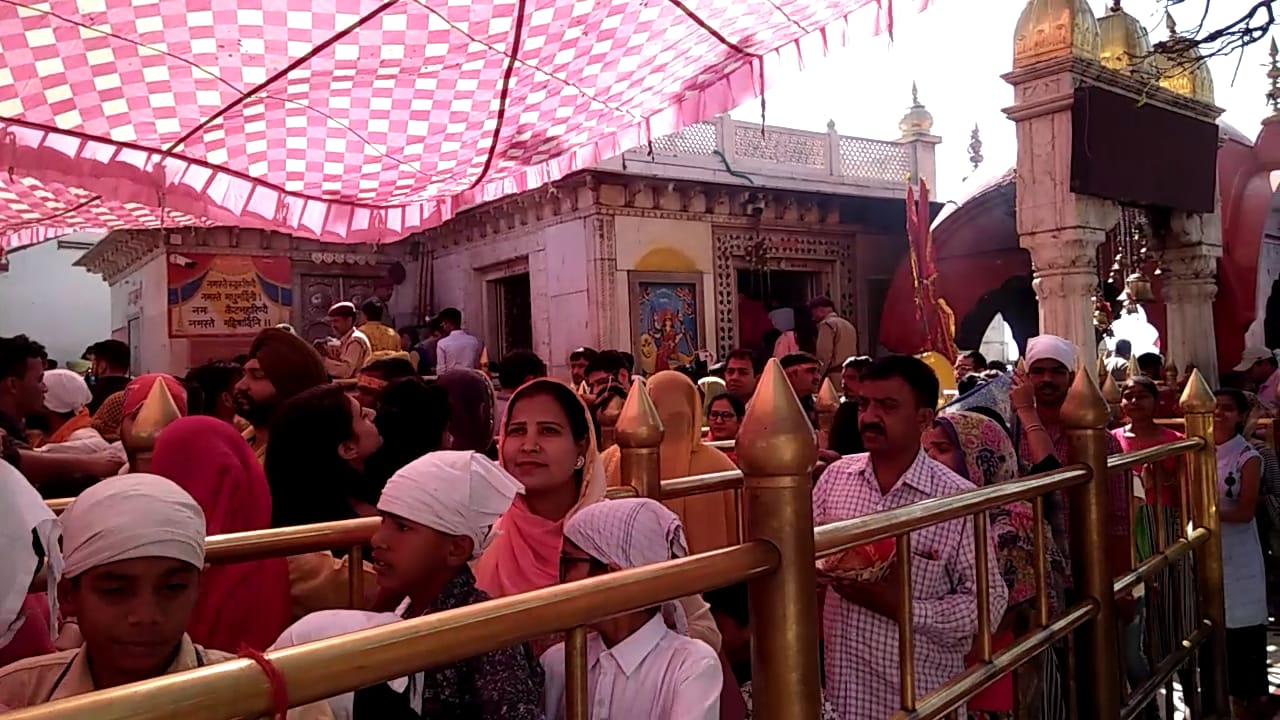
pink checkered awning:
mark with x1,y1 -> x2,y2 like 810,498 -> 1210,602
0,0 -> 930,249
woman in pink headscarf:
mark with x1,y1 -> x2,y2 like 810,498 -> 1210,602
474,378 -> 722,655
152,416 -> 290,652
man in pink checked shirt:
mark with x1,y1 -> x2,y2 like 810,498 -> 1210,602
813,355 -> 1007,720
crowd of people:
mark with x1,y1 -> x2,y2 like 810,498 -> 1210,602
0,302 -> 1275,718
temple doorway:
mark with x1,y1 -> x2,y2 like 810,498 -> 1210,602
487,272 -> 533,359
735,268 -> 822,356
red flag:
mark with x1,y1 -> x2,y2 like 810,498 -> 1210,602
905,178 -> 958,362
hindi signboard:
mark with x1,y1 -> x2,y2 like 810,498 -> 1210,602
167,254 -> 292,337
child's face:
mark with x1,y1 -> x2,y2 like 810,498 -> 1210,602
62,557 -> 200,679
371,513 -> 471,597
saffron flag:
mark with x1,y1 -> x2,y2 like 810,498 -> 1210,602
906,178 -> 958,363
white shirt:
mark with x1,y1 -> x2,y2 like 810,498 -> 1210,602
541,613 -> 722,720
813,450 -> 1007,720
436,329 -> 484,371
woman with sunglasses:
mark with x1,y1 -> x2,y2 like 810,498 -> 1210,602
1212,388 -> 1270,718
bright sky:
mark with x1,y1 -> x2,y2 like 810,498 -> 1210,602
730,0 -> 1276,202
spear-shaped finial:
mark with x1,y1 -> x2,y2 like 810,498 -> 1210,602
968,124 -> 984,170
1266,37 -> 1280,114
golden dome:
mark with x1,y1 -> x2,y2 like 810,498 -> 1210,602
1013,0 -> 1101,69
899,83 -> 934,137
1152,14 -> 1214,104
1097,1 -> 1152,75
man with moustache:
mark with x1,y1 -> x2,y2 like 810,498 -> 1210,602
234,328 -> 330,463
813,355 -> 1006,719
1013,334 -> 1131,586
723,349 -> 760,403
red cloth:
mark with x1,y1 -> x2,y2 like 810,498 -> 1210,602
152,416 -> 290,652
122,373 -> 189,416
0,594 -> 54,667
964,626 -> 1015,711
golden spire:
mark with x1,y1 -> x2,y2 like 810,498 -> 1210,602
736,359 -> 817,477
1062,360 -> 1109,430
1097,0 -> 1152,75
1178,368 -> 1215,414
1012,0 -> 1101,69
1152,12 -> 1215,104
123,379 -> 183,470
1266,37 -> 1280,115
614,377 -> 664,449
898,82 -> 935,138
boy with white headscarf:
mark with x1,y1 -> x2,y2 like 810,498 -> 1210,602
273,450 -> 543,720
544,498 -> 722,720
0,474 -> 332,719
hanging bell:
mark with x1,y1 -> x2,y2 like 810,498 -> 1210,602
1124,272 -> 1155,304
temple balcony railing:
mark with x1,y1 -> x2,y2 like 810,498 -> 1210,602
594,114 -> 938,199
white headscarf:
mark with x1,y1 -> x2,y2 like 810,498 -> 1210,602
61,473 -> 207,578
43,369 -> 93,414
564,498 -> 689,633
0,460 -> 61,649
377,450 -> 524,558
1024,334 -> 1078,371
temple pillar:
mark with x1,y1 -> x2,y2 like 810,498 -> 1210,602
1161,211 -> 1223,385
1003,0 -> 1115,354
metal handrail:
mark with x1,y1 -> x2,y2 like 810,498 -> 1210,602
1106,438 -> 1204,473
0,542 -> 780,720
815,466 -> 1090,557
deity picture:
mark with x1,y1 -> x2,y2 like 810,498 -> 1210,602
629,272 -> 703,375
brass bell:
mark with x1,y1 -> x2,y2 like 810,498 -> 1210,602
1125,272 -> 1155,304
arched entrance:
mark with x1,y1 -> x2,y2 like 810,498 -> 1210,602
956,275 -> 1038,355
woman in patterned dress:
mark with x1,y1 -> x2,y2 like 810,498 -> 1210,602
926,410 -> 1069,720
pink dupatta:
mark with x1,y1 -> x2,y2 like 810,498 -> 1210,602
474,378 -> 606,598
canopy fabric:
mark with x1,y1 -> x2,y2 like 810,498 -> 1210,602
0,0 -> 935,249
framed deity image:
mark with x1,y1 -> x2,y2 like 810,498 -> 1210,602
628,271 -> 704,375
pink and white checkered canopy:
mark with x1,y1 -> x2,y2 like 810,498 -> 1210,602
0,0 -> 928,250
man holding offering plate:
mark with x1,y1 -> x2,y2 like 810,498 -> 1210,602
813,355 -> 1006,720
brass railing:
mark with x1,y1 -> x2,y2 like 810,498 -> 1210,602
13,365 -> 1231,720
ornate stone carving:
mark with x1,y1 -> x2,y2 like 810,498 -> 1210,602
591,214 -> 617,348
711,229 -> 855,358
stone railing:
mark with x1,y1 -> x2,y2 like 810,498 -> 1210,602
611,115 -> 931,194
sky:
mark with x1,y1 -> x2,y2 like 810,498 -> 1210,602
729,0 -> 1276,202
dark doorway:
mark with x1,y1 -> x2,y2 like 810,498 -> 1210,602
1265,277 -> 1280,350
490,272 -> 533,360
736,268 -> 820,355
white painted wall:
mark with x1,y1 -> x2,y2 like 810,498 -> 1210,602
0,233 -> 111,365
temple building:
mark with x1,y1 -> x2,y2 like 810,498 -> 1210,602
78,106 -> 942,376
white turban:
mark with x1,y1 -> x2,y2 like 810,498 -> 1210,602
377,450 -> 523,558
564,498 -> 689,632
61,474 -> 207,578
0,460 -> 61,649
43,369 -> 93,414
768,308 -> 795,332
1024,335 -> 1078,371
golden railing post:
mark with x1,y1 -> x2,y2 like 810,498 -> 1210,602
615,377 -> 664,499
122,378 -> 182,473
1180,369 -> 1229,716
735,358 -> 821,718
1061,360 -> 1121,719
1102,372 -> 1122,427
597,394 -> 623,450
815,377 -> 840,449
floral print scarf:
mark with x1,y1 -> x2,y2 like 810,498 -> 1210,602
936,411 -> 1068,611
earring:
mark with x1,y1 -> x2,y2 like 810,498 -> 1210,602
574,456 -> 586,470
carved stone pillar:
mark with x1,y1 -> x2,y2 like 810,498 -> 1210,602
1161,244 -> 1221,386
1021,227 -> 1109,353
